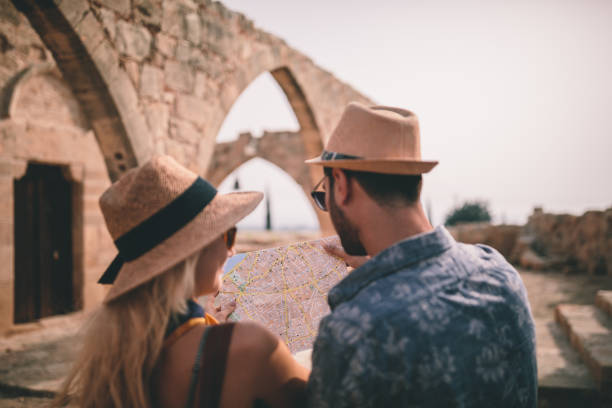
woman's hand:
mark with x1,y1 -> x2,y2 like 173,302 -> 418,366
323,243 -> 370,269
205,292 -> 237,322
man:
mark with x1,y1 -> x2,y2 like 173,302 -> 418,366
304,102 -> 537,407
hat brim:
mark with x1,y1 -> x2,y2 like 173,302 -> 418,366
103,191 -> 263,303
305,157 -> 438,175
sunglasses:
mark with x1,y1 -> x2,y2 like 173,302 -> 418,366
310,176 -> 328,212
223,227 -> 237,250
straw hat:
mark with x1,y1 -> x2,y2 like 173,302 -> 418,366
305,102 -> 438,174
98,155 -> 263,303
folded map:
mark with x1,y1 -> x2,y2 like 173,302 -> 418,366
215,236 -> 348,353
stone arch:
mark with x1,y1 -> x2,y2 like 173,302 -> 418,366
11,0 -> 152,180
208,130 -> 324,228
200,61 -> 324,174
8,0 -> 373,233
205,62 -> 330,231
216,156 -> 319,232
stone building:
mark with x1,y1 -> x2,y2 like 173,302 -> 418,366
0,0 -> 371,334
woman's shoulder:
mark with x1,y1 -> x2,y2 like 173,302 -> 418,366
229,321 -> 278,360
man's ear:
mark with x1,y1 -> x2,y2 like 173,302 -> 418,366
331,168 -> 352,206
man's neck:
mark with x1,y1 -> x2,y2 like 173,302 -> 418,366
358,202 -> 434,257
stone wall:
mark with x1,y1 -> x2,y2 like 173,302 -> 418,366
447,223 -> 522,259
11,0 -> 372,181
517,207 -> 612,275
0,64 -> 113,334
448,207 -> 612,276
0,0 -> 370,333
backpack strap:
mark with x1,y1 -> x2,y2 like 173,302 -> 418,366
197,323 -> 236,408
184,325 -> 212,408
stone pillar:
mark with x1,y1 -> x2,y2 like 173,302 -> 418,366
0,157 -> 27,334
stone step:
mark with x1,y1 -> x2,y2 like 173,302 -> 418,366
595,290 -> 612,319
555,304 -> 612,396
535,319 -> 600,407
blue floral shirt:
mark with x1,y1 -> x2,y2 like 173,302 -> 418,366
307,226 -> 537,407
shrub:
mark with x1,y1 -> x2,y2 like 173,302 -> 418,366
445,201 -> 492,226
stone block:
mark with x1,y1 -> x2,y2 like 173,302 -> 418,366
555,304 -> 612,395
163,92 -> 175,105
0,123 -> 17,158
98,0 -> 131,17
596,291 -> 612,319
74,11 -> 105,51
175,40 -> 191,62
200,17 -> 233,58
116,20 -> 152,62
84,225 -> 98,253
164,60 -> 194,93
0,239 -> 10,274
123,59 -> 140,88
143,102 -> 169,139
187,49 -> 221,79
140,64 -> 164,100
0,282 -> 13,333
194,71 -> 208,98
161,1 -> 182,37
134,0 -> 162,28
0,176 -> 13,220
57,0 -> 90,27
0,245 -> 12,283
154,33 -> 176,57
161,1 -> 195,38
184,13 -> 201,45
90,36 -> 121,82
164,138 -> 189,164
98,7 -> 116,42
175,93 -> 208,127
0,219 -> 10,248
169,117 -> 200,145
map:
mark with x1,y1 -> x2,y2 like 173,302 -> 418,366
215,236 -> 348,353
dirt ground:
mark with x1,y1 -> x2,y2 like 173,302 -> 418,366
2,230 -> 612,406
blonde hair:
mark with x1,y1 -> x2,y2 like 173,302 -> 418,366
53,254 -> 200,407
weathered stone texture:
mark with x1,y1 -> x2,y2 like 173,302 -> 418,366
0,0 -> 374,332
447,223 -> 521,259
169,117 -> 200,145
164,60 -> 194,93
154,32 -> 176,57
115,20 -> 152,61
175,93 -> 209,126
0,63 -> 113,333
519,208 -> 612,275
98,0 -> 131,17
134,0 -> 163,28
143,102 -> 169,139
97,7 -> 116,42
140,64 -> 164,100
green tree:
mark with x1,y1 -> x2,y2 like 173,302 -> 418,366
445,201 -> 492,226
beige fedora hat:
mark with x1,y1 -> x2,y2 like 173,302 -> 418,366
98,155 -> 263,303
305,102 -> 438,174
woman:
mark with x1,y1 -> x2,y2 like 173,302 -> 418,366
53,155 -> 309,407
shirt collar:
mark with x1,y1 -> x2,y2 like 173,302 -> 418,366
328,225 -> 456,309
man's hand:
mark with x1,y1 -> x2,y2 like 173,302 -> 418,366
205,292 -> 237,322
323,244 -> 370,269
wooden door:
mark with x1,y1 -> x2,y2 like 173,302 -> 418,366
14,163 -> 74,323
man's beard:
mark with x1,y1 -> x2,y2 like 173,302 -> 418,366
328,187 -> 367,256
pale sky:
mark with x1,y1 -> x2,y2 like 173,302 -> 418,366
216,0 -> 612,230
